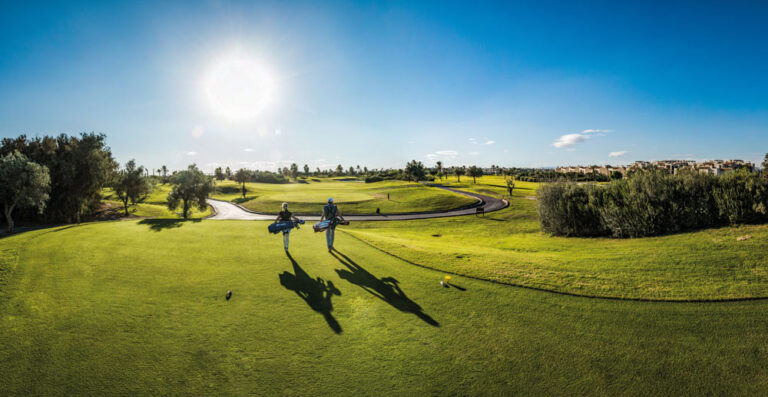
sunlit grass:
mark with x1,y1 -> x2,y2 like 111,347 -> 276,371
345,177 -> 768,300
102,183 -> 211,218
3,221 -> 768,394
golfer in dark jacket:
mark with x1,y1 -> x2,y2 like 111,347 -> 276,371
276,202 -> 298,251
320,198 -> 339,252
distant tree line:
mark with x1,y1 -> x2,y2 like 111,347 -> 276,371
0,133 -> 116,228
538,169 -> 768,238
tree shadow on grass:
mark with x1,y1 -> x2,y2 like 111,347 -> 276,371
138,218 -> 201,231
331,250 -> 439,327
279,252 -> 343,334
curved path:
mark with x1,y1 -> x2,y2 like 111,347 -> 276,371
206,185 -> 508,221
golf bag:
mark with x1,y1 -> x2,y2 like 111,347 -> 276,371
268,219 -> 305,234
313,217 -> 350,233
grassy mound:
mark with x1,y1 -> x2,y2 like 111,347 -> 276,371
2,221 -> 768,394
210,178 -> 477,214
346,177 -> 768,300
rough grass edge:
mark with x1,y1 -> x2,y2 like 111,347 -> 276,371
340,230 -> 768,303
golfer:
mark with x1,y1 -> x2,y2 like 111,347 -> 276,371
276,202 -> 299,251
320,198 -> 340,252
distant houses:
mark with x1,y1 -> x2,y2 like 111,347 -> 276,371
556,159 -> 754,177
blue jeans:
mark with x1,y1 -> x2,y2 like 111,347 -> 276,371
326,226 -> 335,248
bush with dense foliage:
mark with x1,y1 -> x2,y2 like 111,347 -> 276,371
538,169 -> 768,237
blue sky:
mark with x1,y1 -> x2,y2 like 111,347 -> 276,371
1,0 -> 767,171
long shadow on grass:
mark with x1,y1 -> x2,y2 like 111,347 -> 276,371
138,218 -> 201,231
279,252 -> 343,334
331,250 -> 439,327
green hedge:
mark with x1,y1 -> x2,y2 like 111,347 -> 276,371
538,170 -> 768,237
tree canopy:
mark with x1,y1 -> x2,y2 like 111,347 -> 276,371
0,151 -> 50,232
0,133 -> 115,223
467,165 -> 483,183
404,160 -> 426,182
114,159 -> 152,216
167,164 -> 214,219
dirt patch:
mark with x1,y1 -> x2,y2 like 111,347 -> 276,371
737,235 -> 753,241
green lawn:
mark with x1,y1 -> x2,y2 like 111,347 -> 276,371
102,183 -> 212,218
346,177 -> 768,300
210,178 -> 477,215
2,220 -> 768,394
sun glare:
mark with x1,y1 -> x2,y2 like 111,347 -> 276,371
204,54 -> 275,122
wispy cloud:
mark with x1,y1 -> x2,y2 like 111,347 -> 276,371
609,150 -> 629,157
468,151 -> 479,155
274,129 -> 282,136
243,148 -> 254,152
554,129 -> 614,148
469,138 -> 495,145
426,150 -> 459,161
186,151 -> 197,156
553,133 -> 590,148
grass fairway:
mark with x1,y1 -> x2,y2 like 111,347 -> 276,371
102,184 -> 212,218
346,177 -> 768,300
210,178 -> 477,214
2,221 -> 768,394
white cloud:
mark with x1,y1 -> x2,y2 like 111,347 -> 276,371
192,125 -> 205,138
243,148 -> 254,152
567,148 -> 576,152
468,151 -> 479,155
186,151 -> 197,156
609,150 -> 629,157
274,129 -> 282,136
553,133 -> 590,148
426,150 -> 459,161
469,138 -> 495,145
582,129 -> 613,133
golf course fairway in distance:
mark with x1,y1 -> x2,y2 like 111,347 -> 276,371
2,220 -> 768,394
210,179 -> 478,215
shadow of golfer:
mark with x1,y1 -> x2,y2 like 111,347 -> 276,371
331,250 -> 439,327
279,252 -> 342,334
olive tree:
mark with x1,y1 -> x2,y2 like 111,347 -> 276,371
467,165 -> 483,184
114,159 -> 152,216
234,168 -> 249,198
167,164 -> 214,219
0,151 -> 50,233
453,166 -> 465,182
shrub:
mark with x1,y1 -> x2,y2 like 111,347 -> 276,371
539,169 -> 768,237
538,182 -> 606,236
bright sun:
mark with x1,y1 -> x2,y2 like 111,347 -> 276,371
204,54 -> 274,122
